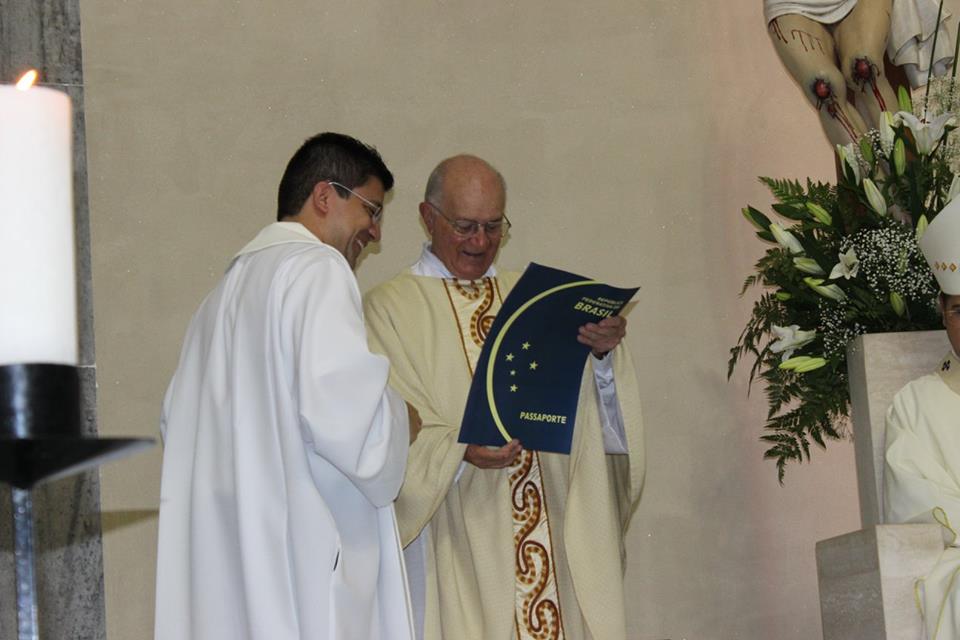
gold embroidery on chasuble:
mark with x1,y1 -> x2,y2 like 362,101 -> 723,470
442,278 -> 566,640
443,278 -> 499,374
510,450 -> 565,640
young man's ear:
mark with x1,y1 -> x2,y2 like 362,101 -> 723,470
311,181 -> 335,218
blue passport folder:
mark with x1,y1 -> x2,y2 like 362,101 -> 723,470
457,263 -> 638,454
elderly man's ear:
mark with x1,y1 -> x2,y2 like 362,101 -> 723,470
418,202 -> 435,232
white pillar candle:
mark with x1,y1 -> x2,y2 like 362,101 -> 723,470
0,72 -> 78,366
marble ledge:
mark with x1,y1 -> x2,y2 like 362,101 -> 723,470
817,524 -> 943,640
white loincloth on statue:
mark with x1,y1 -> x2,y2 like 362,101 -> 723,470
764,0 -> 857,24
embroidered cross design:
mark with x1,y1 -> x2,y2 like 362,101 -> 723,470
943,360 -> 951,372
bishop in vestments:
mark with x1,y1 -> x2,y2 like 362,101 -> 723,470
885,194 -> 960,640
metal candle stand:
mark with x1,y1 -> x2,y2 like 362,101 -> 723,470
0,363 -> 152,640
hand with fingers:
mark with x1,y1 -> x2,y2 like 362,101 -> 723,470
464,439 -> 522,469
577,315 -> 627,359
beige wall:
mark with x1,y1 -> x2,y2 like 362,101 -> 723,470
79,1 -> 921,637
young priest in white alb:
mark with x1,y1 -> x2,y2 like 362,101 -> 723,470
155,133 -> 413,640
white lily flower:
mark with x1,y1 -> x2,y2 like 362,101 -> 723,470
878,112 -> 896,152
948,175 -> 960,204
863,178 -> 887,216
897,111 -> 954,155
836,143 -> 861,184
829,247 -> 860,280
770,223 -> 804,254
770,324 -> 817,361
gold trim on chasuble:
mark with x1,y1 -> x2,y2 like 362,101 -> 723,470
442,278 -> 566,640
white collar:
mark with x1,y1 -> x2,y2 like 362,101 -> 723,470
233,222 -> 321,260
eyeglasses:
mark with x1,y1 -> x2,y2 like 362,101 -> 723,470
328,181 -> 383,225
425,201 -> 511,238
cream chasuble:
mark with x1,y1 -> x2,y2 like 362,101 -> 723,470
364,273 -> 645,640
885,351 -> 960,640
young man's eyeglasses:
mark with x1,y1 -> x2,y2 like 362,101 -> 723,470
329,181 -> 383,225
426,201 -> 511,238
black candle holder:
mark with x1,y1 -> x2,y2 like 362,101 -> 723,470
0,363 -> 153,639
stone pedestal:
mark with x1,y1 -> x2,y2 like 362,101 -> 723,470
817,524 -> 943,640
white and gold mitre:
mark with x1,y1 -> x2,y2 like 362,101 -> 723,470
920,197 -> 960,295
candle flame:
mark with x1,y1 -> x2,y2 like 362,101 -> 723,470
15,70 -> 38,91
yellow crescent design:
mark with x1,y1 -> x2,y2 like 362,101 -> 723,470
485,280 -> 597,443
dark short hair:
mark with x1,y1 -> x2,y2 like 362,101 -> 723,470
276,132 -> 394,221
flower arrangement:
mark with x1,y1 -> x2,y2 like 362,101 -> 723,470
730,85 -> 958,481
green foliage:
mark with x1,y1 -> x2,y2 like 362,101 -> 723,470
730,109 -> 955,481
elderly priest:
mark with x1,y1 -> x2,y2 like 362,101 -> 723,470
885,197 -> 960,640
364,154 -> 645,640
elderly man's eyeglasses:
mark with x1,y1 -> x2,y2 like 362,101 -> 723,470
426,201 -> 511,238
329,181 -> 383,225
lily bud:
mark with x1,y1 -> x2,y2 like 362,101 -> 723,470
793,357 -> 828,373
779,356 -> 813,370
879,112 -> 896,149
890,291 -> 906,317
793,257 -> 826,275
775,292 -> 792,301
804,277 -> 847,301
805,201 -> 833,225
770,223 -> 805,255
893,138 -> 906,176
863,178 -> 888,216
897,85 -> 913,113
916,214 -> 929,241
